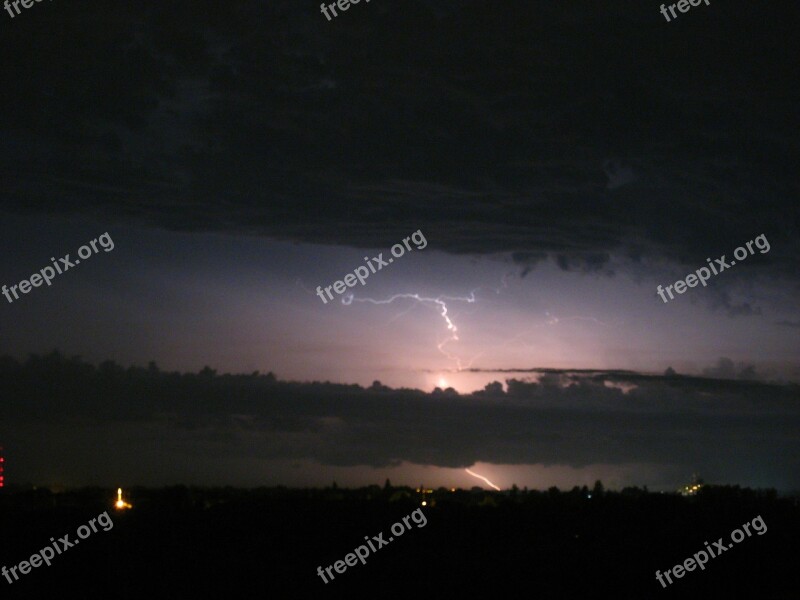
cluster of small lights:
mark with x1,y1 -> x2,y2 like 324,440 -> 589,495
680,484 -> 703,496
678,475 -> 704,496
416,487 -> 433,507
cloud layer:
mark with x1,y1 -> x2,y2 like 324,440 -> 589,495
3,354 -> 798,488
1,0 -> 798,281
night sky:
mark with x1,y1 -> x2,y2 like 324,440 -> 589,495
1,0 -> 798,491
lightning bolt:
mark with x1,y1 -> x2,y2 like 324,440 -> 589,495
465,468 -> 501,491
343,291 -> 478,370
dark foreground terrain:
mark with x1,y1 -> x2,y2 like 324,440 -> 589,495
0,485 -> 798,599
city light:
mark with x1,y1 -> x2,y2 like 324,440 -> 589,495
115,487 -> 132,510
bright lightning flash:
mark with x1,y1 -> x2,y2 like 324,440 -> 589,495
343,291 -> 476,369
465,468 -> 501,491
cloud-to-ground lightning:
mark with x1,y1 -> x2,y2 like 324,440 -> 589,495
465,468 -> 501,491
342,291 -> 478,369
338,271 -> 613,377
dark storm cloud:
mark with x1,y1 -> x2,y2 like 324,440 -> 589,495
3,354 -> 799,485
1,0 -> 798,281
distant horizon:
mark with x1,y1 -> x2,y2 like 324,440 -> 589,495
2,481 -> 794,495
4,349 -> 797,391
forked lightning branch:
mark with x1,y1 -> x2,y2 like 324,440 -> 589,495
316,230 -> 426,304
